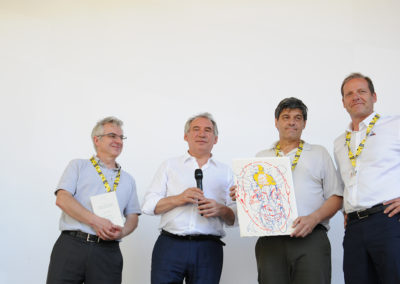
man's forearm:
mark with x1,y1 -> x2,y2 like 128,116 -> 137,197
219,205 -> 235,226
154,196 -> 181,215
56,189 -> 97,226
120,214 -> 139,238
310,195 -> 343,223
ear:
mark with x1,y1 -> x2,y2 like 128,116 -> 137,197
275,118 -> 278,129
342,96 -> 345,108
372,92 -> 377,103
184,133 -> 188,142
93,136 -> 100,147
213,136 -> 218,145
303,120 -> 307,129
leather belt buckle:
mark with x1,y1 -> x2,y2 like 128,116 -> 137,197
86,233 -> 100,243
357,210 -> 368,219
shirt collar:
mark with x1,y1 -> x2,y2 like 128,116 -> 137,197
346,111 -> 377,132
269,140 -> 310,153
94,155 -> 121,171
182,151 -> 217,167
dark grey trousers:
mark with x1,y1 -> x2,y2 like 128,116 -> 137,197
46,232 -> 123,284
255,225 -> 331,284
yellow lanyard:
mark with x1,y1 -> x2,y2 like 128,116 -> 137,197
275,140 -> 304,170
345,114 -> 380,169
90,156 -> 121,192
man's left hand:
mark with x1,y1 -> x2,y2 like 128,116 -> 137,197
384,197 -> 400,218
291,215 -> 319,238
198,198 -> 224,218
103,224 -> 123,240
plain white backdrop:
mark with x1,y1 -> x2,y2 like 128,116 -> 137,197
1,1 -> 400,283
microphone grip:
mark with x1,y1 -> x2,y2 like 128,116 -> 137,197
196,180 -> 203,191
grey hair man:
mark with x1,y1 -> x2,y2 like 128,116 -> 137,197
142,112 -> 236,284
46,116 -> 141,284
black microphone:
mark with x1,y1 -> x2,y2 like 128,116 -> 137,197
195,169 -> 203,191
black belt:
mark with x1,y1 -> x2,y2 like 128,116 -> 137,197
63,230 -> 117,244
314,224 -> 327,231
161,230 -> 225,246
347,204 -> 388,222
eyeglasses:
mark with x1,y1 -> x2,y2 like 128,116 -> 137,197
97,133 -> 127,141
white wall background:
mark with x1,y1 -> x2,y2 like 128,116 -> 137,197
1,1 -> 399,283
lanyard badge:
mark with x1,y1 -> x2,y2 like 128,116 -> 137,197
275,140 -> 304,170
90,156 -> 121,192
345,114 -> 380,170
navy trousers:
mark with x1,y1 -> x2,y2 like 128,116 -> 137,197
343,212 -> 400,284
151,234 -> 223,284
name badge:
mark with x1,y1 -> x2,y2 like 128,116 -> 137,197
90,191 -> 124,227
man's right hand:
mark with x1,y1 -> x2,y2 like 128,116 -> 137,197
90,215 -> 122,240
229,185 -> 237,201
154,187 -> 204,215
176,187 -> 204,206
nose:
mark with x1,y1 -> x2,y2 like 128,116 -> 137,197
197,130 -> 206,137
113,136 -> 124,143
352,92 -> 361,101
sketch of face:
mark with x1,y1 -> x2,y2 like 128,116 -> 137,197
275,108 -> 306,142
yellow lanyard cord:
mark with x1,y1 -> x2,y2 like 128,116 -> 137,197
345,114 -> 380,169
90,156 -> 121,192
275,140 -> 304,170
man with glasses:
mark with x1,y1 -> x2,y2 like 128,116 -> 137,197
46,116 -> 141,284
334,73 -> 400,284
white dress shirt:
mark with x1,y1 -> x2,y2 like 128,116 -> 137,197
257,141 -> 342,230
142,152 -> 235,237
334,112 -> 400,213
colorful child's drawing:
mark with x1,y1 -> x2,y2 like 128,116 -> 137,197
233,157 -> 298,237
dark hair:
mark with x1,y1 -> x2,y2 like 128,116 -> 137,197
275,97 -> 308,121
341,73 -> 375,97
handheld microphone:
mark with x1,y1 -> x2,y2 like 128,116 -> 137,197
194,169 -> 203,191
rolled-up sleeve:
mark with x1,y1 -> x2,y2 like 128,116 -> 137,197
142,161 -> 168,215
321,147 -> 343,199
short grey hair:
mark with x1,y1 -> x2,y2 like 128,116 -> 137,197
91,116 -> 124,149
184,112 -> 218,136
341,72 -> 375,97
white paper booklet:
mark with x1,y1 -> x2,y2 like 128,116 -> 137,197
90,191 -> 124,227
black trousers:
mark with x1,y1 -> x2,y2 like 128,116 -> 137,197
46,232 -> 123,284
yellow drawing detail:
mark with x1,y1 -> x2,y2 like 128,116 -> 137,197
253,165 -> 276,188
